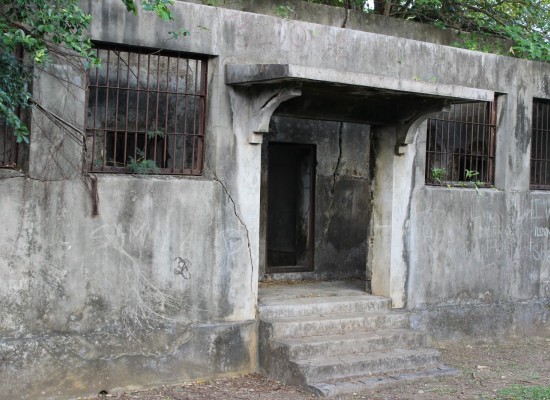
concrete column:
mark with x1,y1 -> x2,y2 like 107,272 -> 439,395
370,122 -> 425,308
225,84 -> 302,310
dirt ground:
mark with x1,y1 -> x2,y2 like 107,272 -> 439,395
85,336 -> 550,400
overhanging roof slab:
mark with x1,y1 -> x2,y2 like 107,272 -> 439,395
225,64 -> 494,103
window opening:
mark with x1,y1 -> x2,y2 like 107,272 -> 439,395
0,47 -> 25,169
0,116 -> 19,168
425,101 -> 496,187
531,99 -> 550,190
86,44 -> 207,175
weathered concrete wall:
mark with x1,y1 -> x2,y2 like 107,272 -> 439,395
1,0 -> 549,398
373,72 -> 550,338
402,113 -> 550,340
259,117 -> 370,280
183,0 -> 509,48
0,7 -> 259,396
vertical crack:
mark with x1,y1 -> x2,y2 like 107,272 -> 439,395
323,122 -> 344,238
341,0 -> 350,28
209,169 -> 255,290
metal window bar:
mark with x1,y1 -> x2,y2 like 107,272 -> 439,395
0,47 -> 25,168
531,99 -> 550,189
86,44 -> 207,175
425,101 -> 496,186
0,115 -> 18,168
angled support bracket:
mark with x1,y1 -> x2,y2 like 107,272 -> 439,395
228,84 -> 302,144
394,103 -> 451,156
249,86 -> 302,144
395,102 -> 449,156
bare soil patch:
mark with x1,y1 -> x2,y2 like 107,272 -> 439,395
84,336 -> 550,400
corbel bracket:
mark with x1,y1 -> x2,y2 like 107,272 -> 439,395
248,86 -> 302,144
394,103 -> 451,156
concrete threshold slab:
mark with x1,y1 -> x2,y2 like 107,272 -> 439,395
258,279 -> 367,302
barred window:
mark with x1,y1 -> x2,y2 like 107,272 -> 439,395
1,47 -> 25,169
86,44 -> 207,175
0,117 -> 18,168
531,99 -> 550,189
425,101 -> 496,186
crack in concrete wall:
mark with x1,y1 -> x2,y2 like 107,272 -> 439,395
208,169 -> 255,290
323,122 -> 344,239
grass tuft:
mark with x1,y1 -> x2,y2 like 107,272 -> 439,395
496,385 -> 550,400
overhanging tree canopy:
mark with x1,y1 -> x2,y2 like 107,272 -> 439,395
0,0 -> 175,144
309,0 -> 550,62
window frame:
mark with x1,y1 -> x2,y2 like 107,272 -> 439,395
425,100 -> 497,188
85,42 -> 208,176
0,46 -> 26,169
530,98 -> 550,190
0,114 -> 19,169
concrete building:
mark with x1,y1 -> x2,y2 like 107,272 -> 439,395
1,1 -> 549,398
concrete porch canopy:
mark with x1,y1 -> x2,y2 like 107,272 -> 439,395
225,63 -> 495,127
225,63 -> 497,306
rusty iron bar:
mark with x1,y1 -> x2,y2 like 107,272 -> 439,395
0,117 -> 18,168
85,44 -> 207,175
425,100 -> 496,186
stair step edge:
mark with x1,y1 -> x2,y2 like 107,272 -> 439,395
259,294 -> 390,306
273,328 -> 424,346
294,348 -> 441,366
262,310 -> 410,324
308,366 -> 461,397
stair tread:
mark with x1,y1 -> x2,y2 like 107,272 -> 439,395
309,366 -> 460,397
259,294 -> 389,307
273,328 -> 423,346
294,347 -> 441,366
261,310 -> 408,323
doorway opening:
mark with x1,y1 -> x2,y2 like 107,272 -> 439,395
266,142 -> 316,273
259,117 -> 371,283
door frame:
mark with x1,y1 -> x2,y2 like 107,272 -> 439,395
265,141 -> 316,274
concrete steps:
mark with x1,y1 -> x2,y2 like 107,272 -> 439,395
258,289 -> 458,397
264,311 -> 411,337
273,329 -> 427,359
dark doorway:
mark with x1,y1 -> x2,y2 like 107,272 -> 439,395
266,143 -> 316,272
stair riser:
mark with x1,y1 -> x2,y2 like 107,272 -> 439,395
260,299 -> 391,319
281,332 -> 427,359
297,352 -> 442,383
270,314 -> 410,338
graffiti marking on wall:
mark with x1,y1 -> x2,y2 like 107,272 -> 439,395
174,257 -> 192,279
530,198 -> 550,261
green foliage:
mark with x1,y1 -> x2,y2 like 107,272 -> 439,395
121,0 -> 175,21
464,169 -> 479,181
128,150 -> 160,174
274,4 -> 295,19
304,0 -> 368,11
496,384 -> 550,400
414,0 -> 550,62
169,27 -> 190,40
464,169 -> 486,194
0,0 -> 175,143
430,167 -> 446,184
304,0 -> 550,62
0,0 -> 99,143
146,130 -> 165,139
0,52 -> 31,143
394,0 -> 550,62
202,0 -> 223,6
